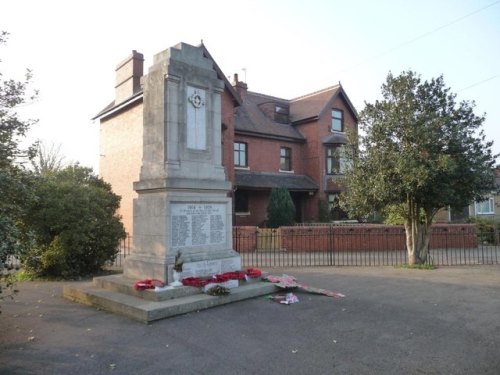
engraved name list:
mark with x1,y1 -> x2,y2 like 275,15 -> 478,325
171,203 -> 226,248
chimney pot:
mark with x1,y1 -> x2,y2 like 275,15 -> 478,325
232,72 -> 247,100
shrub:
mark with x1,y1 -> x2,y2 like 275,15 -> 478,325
468,217 -> 498,245
22,165 -> 125,278
266,188 -> 295,228
318,200 -> 331,222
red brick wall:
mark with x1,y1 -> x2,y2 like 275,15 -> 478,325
234,135 -> 305,174
221,90 -> 236,185
281,224 -> 477,251
99,101 -> 143,237
233,224 -> 478,252
295,122 -> 319,176
235,190 -> 269,227
293,93 -> 358,213
233,226 -> 258,252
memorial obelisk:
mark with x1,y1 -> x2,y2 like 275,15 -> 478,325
123,43 -> 240,283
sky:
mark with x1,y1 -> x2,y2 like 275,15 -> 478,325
2,0 -> 499,172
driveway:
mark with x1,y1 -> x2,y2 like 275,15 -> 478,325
1,266 -> 499,374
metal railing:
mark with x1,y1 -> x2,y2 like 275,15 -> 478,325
109,227 -> 500,269
233,225 -> 500,267
107,235 -> 132,268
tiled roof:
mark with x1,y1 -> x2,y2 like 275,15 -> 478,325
92,91 -> 144,120
235,83 -> 358,140
93,101 -> 116,119
322,132 -> 348,144
235,92 -> 305,141
235,170 -> 318,191
289,85 -> 341,123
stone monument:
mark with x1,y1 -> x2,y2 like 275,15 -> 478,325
123,43 -> 240,283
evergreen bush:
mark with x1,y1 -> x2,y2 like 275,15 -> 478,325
266,188 -> 295,228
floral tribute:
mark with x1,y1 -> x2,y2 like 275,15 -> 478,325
134,279 -> 165,290
181,268 -> 262,288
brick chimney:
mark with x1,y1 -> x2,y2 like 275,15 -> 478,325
115,50 -> 144,103
232,73 -> 248,101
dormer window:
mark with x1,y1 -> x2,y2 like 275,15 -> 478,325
275,104 -> 289,123
331,109 -> 343,132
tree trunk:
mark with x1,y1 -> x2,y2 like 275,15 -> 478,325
404,198 -> 432,265
404,219 -> 431,264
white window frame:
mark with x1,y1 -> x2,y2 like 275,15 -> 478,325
475,197 -> 495,215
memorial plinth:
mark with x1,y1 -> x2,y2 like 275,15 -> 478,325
123,43 -> 240,283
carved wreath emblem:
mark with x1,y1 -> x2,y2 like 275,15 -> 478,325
188,90 -> 205,108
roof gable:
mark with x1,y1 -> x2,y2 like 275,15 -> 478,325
198,43 -> 242,107
290,84 -> 358,125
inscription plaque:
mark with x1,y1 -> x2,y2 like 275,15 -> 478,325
171,203 -> 226,248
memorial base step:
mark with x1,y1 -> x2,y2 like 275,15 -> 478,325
63,274 -> 278,323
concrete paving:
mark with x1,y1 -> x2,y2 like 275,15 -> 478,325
1,266 -> 500,374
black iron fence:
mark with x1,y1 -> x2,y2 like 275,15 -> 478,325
233,225 -> 500,267
107,235 -> 132,268
109,226 -> 500,269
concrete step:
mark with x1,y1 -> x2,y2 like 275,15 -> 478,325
92,274 -> 201,302
63,276 -> 278,323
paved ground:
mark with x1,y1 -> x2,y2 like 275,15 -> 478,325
1,266 -> 499,375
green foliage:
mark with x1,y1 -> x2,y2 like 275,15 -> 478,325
206,285 -> 231,296
341,70 -> 497,263
318,200 -> 331,222
383,205 -> 406,225
13,270 -> 36,281
22,165 -> 126,278
266,188 -> 295,228
468,217 -> 498,245
0,31 -> 38,265
399,263 -> 437,270
383,204 -> 427,225
0,167 -> 36,262
0,32 -> 38,168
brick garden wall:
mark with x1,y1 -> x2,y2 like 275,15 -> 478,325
233,224 -> 477,252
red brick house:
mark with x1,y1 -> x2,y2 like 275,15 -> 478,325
231,75 -> 358,226
94,43 -> 358,234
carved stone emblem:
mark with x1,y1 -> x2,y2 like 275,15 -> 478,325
188,91 -> 205,108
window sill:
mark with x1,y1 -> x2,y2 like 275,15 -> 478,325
279,169 -> 294,174
236,212 -> 251,216
235,166 -> 250,170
